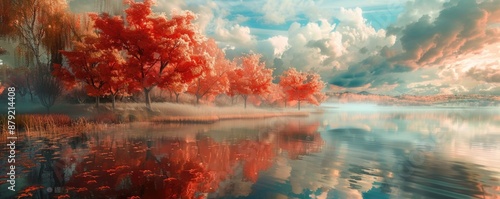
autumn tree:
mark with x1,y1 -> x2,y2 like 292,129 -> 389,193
67,82 -> 88,104
1,0 -> 87,107
162,82 -> 187,103
91,0 -> 206,109
0,0 -> 78,67
279,68 -> 327,110
55,35 -> 137,110
187,39 -> 233,105
228,54 -> 273,108
260,83 -> 286,107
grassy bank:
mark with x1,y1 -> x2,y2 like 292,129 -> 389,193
0,102 -> 322,132
150,112 -> 310,124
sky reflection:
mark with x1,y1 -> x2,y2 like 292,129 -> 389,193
1,108 -> 499,198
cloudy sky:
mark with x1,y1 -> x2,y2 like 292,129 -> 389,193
6,0 -> 500,96
148,0 -> 500,96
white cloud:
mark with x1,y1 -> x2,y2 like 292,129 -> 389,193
268,36 -> 289,58
392,0 -> 446,27
261,0 -> 302,24
155,0 -> 186,13
214,22 -> 254,45
278,7 -> 396,75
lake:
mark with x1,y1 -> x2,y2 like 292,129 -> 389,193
2,105 -> 500,199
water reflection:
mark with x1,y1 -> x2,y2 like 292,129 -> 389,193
1,108 -> 500,198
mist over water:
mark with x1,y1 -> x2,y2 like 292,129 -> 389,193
1,106 -> 499,198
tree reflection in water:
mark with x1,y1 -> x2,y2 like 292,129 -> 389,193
4,111 -> 500,199
9,119 -> 323,199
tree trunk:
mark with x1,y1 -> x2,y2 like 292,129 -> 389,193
112,94 -> 116,110
29,91 -> 34,102
298,100 -> 301,110
26,75 -> 34,102
96,96 -> 100,108
243,95 -> 247,109
196,95 -> 200,105
77,96 -> 84,104
144,89 -> 151,110
175,93 -> 180,103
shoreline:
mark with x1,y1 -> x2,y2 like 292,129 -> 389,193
150,111 -> 311,124
1,103 -> 323,132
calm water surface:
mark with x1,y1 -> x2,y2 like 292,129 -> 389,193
1,105 -> 500,199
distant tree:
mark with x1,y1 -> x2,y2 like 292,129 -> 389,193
91,0 -> 205,109
279,68 -> 327,110
261,83 -> 286,107
163,82 -> 188,103
33,65 -> 64,112
187,39 -> 233,105
67,82 -> 88,104
7,67 -> 29,98
227,54 -> 273,108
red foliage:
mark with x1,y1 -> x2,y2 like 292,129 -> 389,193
227,54 -> 273,108
186,39 -> 234,105
249,83 -> 286,106
90,0 -> 204,108
18,119 -> 328,199
56,35 -> 137,101
277,121 -> 324,159
279,68 -> 327,109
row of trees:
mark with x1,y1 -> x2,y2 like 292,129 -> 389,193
1,0 -> 327,111
53,0 -> 326,110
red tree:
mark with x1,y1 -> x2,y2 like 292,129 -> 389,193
279,68 -> 327,110
91,0 -> 205,109
187,39 -> 234,105
260,83 -> 286,107
162,82 -> 188,103
55,36 -> 135,109
228,54 -> 273,108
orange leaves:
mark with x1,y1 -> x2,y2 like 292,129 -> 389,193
239,54 -> 274,95
187,39 -> 234,104
58,35 -> 133,98
277,121 -> 324,159
124,0 -> 153,28
87,0 -> 203,108
52,64 -> 76,89
228,54 -> 274,107
279,68 -> 327,109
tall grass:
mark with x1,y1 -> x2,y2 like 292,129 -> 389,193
0,114 -> 71,133
0,114 -> 111,134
